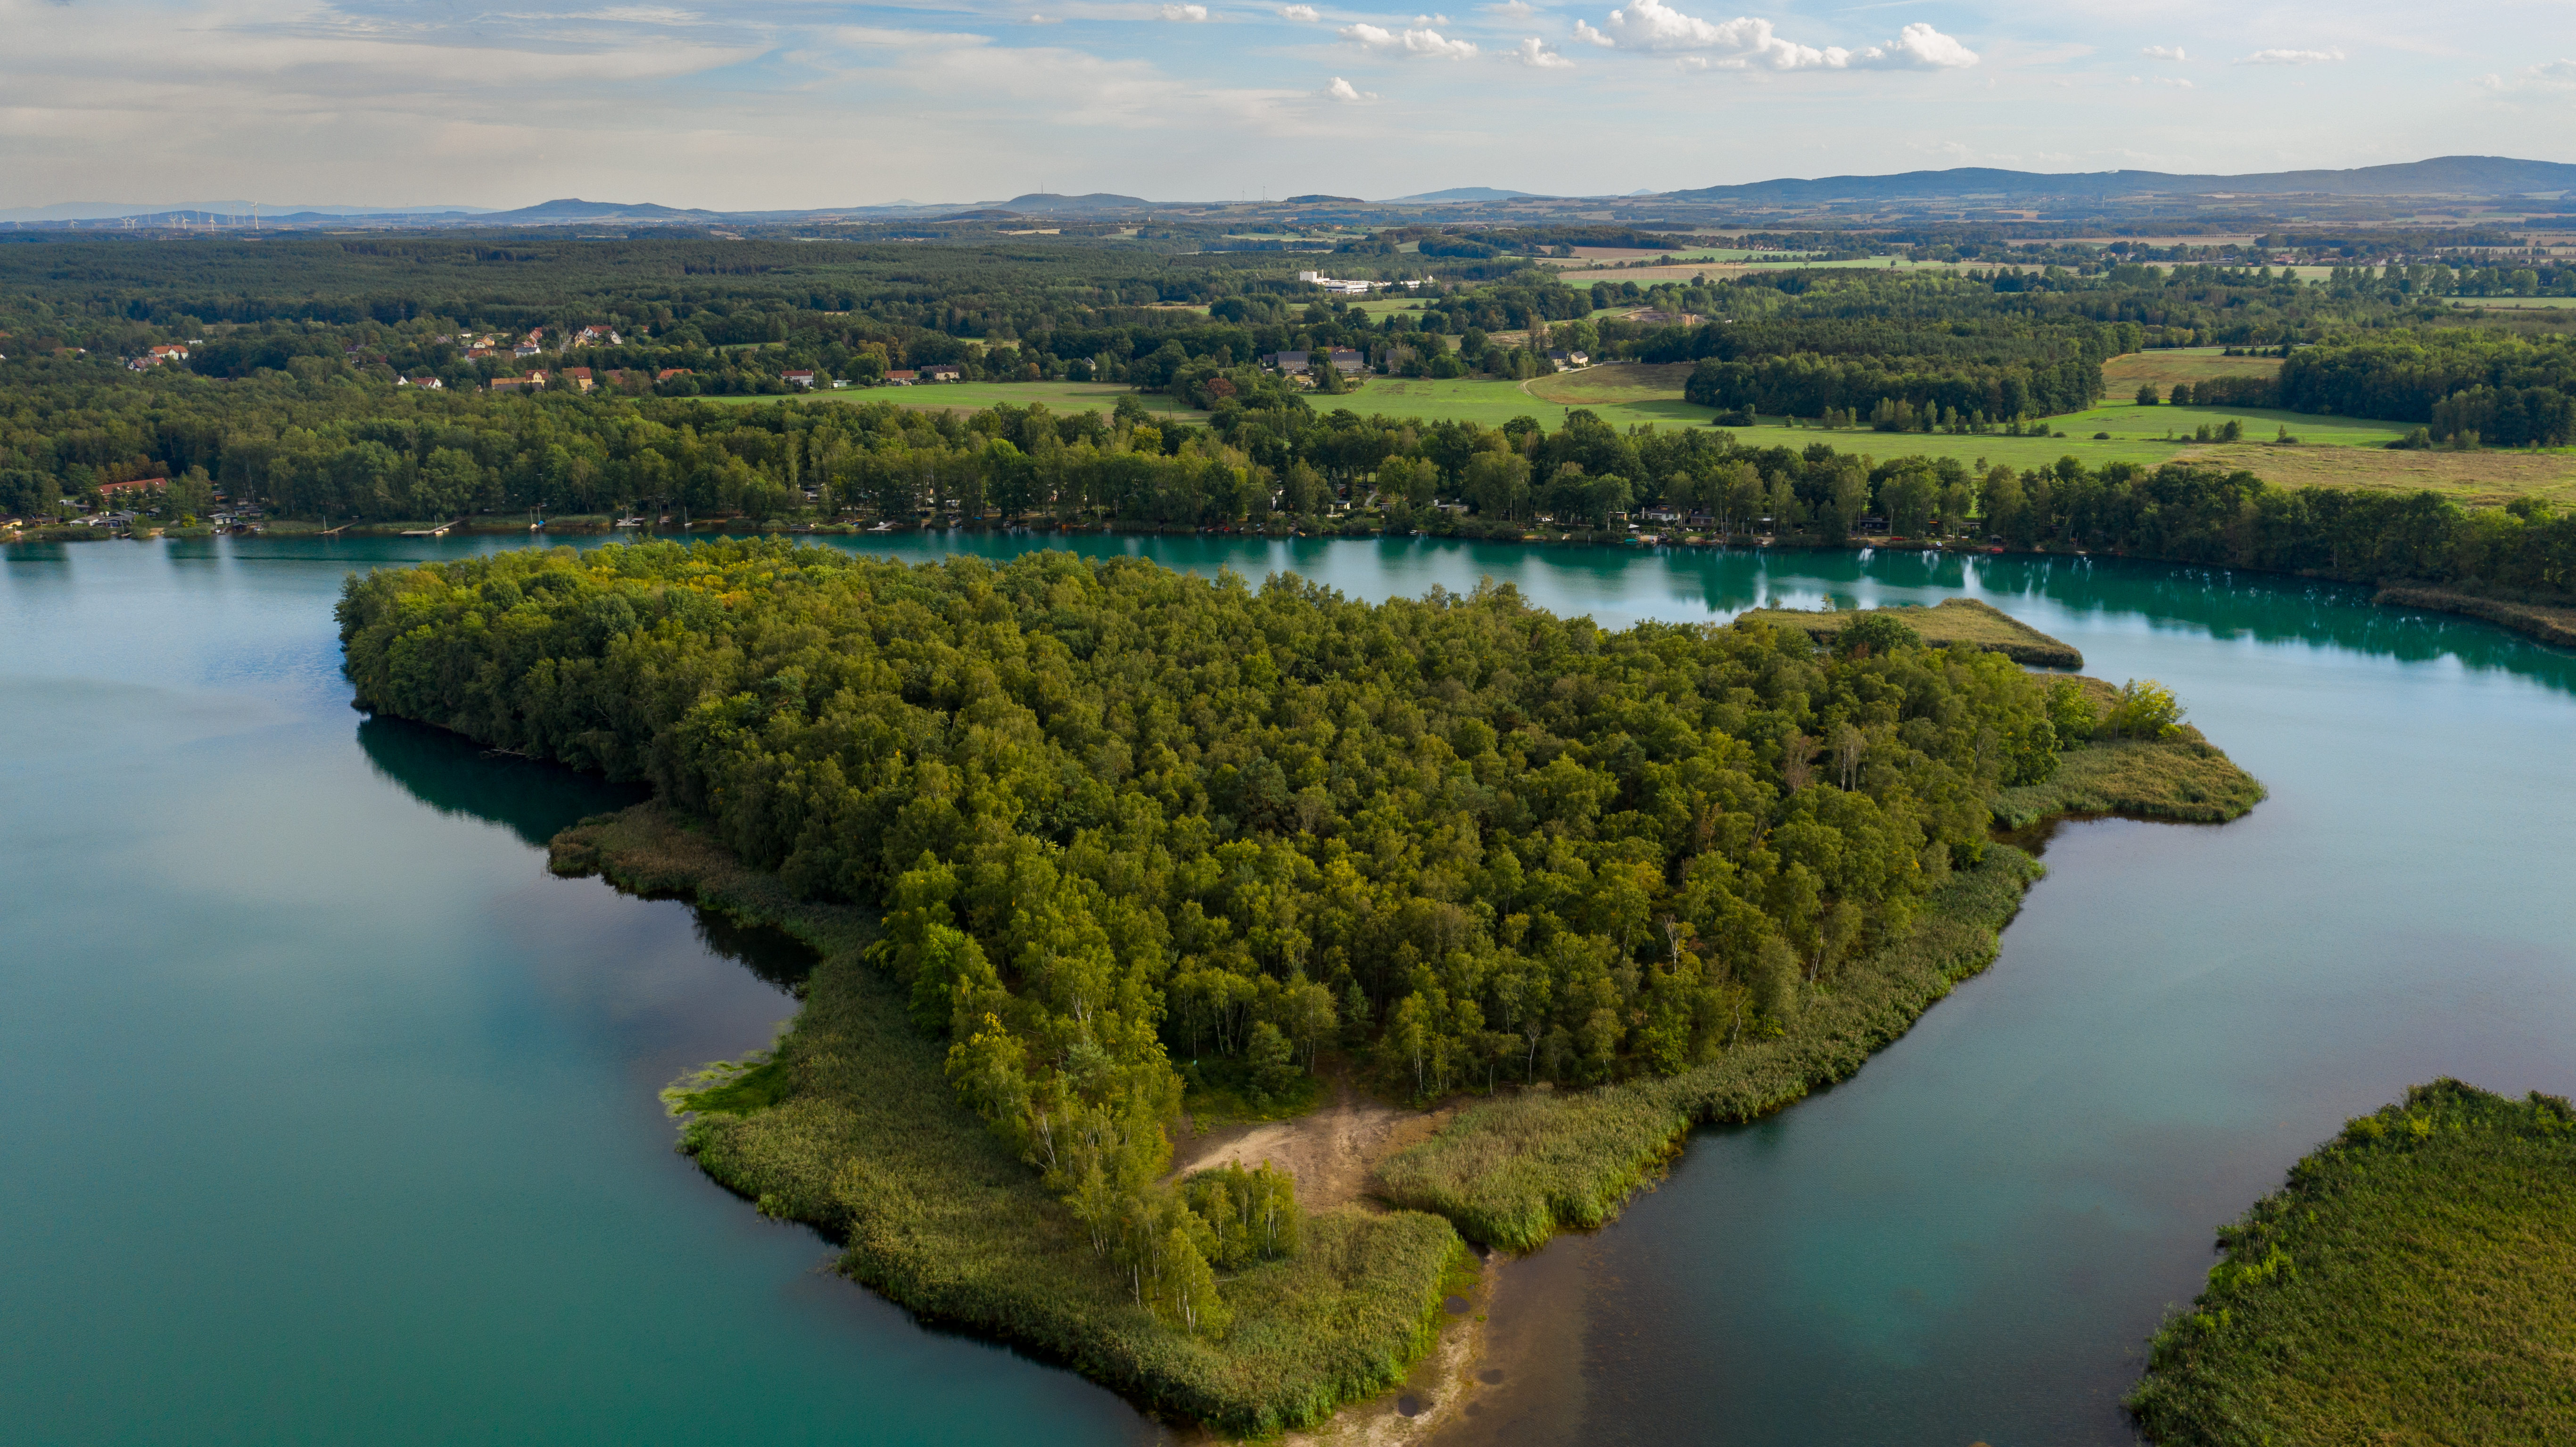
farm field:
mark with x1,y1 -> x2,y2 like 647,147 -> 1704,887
694,382 -> 1208,421
1711,401 -> 2402,473
1711,404 -> 2571,502
1340,371 -> 1710,429
2100,347 -> 2284,392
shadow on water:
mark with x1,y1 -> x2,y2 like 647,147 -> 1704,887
355,712 -> 817,992
693,908 -> 818,994
355,713 -> 645,847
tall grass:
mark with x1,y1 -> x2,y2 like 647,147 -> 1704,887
554,804 -> 1463,1436
1374,847 -> 2042,1250
2128,1080 -> 2576,1446
1989,731 -> 2265,830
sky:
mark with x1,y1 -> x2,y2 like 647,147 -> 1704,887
1,0 -> 2571,210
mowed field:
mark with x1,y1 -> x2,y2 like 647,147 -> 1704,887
1716,402 -> 2574,503
2100,347 -> 2284,392
1348,366 -> 1712,429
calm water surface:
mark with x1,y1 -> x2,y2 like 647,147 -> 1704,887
6,532 -> 2572,1447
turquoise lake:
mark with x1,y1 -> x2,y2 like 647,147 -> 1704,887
6,532 -> 2572,1446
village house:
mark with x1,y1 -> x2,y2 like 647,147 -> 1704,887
1295,270 -> 1376,296
514,341 -> 543,358
151,344 -> 188,362
919,362 -> 964,382
1261,351 -> 1312,374
560,367 -> 594,393
1327,348 -> 1367,374
396,375 -> 445,389
781,370 -> 815,389
883,369 -> 920,385
1546,348 -> 1590,368
488,371 -> 546,393
96,478 -> 168,503
574,325 -> 621,346
655,368 -> 692,382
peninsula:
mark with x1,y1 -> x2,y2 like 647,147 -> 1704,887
338,539 -> 2260,1433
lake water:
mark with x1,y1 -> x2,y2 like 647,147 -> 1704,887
6,532 -> 2571,1447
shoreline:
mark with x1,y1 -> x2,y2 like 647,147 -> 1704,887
2372,584 -> 2576,649
542,734 -> 2254,1436
338,547 -> 2265,1439
27,518 -> 2576,657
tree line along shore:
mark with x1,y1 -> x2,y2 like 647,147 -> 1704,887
339,542 -> 2259,1432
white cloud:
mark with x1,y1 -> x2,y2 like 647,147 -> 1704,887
1340,22 -> 1478,56
1584,3 -> 1973,70
1160,4 -> 1207,18
1508,35 -> 1572,66
2533,58 -> 2576,83
2141,45 -> 2184,61
2156,75 -> 2193,88
1859,22 -> 1973,69
1412,13 -> 1451,23
1489,0 -> 1535,16
2236,47 -> 2344,66
1278,3 -> 1319,16
1324,74 -> 1377,99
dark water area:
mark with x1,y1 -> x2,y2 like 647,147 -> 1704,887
7,530 -> 2574,1446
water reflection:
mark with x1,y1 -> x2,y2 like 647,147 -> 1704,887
356,714 -> 644,848
356,713 -> 813,993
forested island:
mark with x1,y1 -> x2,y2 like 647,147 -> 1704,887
338,540 -> 2259,1430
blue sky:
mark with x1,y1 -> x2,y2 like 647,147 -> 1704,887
1,0 -> 2570,209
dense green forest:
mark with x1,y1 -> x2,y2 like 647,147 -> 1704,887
338,543 -> 2127,1315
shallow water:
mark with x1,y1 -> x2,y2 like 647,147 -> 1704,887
6,532 -> 2572,1446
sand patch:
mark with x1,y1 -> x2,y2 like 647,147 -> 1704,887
1172,1079 -> 1456,1214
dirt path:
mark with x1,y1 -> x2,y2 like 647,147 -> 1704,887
1170,1077 -> 1456,1213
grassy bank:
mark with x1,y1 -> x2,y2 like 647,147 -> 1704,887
2128,1080 -> 2576,1446
1372,843 -> 2044,1249
1989,729 -> 2267,829
548,804 -> 1466,1436
1739,597 -> 2086,668
2375,585 -> 2576,649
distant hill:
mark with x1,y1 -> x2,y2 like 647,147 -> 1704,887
992,192 -> 1150,214
1384,187 -> 1543,203
1282,194 -> 1364,205
1667,156 -> 2576,203
0,200 -> 490,223
472,198 -> 719,222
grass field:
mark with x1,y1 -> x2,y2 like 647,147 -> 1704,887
1712,400 -> 2414,476
1739,598 -> 2085,668
2100,347 -> 2284,392
2127,1080 -> 2576,1447
1340,373 -> 1707,429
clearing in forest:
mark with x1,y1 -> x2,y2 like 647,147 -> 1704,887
2099,347 -> 2283,393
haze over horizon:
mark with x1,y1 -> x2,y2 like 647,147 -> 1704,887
2,0 -> 2572,211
